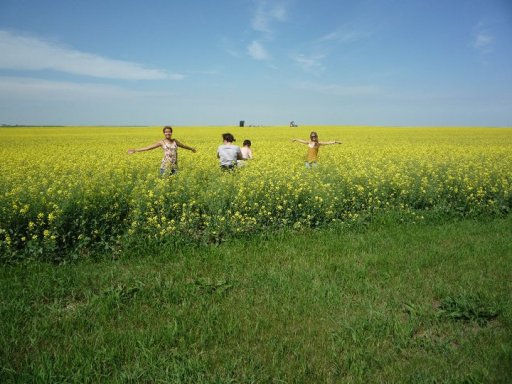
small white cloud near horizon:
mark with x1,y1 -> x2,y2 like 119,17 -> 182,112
0,30 -> 184,80
294,81 -> 381,96
0,76 -> 174,101
247,40 -> 270,60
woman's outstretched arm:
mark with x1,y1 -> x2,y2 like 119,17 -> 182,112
127,141 -> 161,154
319,140 -> 342,145
175,140 -> 197,153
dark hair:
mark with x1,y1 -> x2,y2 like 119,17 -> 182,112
243,139 -> 251,147
222,133 -> 235,143
163,126 -> 173,133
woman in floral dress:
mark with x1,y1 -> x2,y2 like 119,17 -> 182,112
128,126 -> 196,175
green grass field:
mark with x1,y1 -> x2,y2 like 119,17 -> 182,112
2,215 -> 511,383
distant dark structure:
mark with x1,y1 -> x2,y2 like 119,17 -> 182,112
239,120 -> 245,127
290,121 -> 298,127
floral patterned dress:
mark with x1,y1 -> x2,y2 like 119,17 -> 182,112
160,139 -> 178,172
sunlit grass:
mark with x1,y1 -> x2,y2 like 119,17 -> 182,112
1,216 -> 511,382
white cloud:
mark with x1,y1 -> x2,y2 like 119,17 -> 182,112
0,76 -> 172,101
0,30 -> 183,80
247,2 -> 288,63
269,4 -> 287,22
293,28 -> 369,74
294,81 -> 381,96
251,1 -> 287,34
472,31 -> 493,52
293,53 -> 326,74
219,36 -> 241,58
471,23 -> 494,54
247,40 -> 270,60
317,29 -> 368,44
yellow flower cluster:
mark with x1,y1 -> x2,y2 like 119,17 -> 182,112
1,126 -> 511,260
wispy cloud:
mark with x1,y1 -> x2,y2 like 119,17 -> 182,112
294,81 -> 381,96
247,40 -> 270,60
0,30 -> 183,80
246,1 -> 288,62
191,69 -> 220,75
317,28 -> 369,44
292,54 -> 326,74
0,76 -> 172,100
219,36 -> 241,58
470,22 -> 494,54
292,27 -> 370,74
251,1 -> 287,34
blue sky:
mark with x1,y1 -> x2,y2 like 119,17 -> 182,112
0,0 -> 511,126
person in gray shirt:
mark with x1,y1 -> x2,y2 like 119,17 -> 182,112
217,133 -> 243,171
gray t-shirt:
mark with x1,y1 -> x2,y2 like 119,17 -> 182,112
217,144 -> 242,166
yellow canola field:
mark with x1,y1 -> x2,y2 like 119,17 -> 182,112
1,126 -> 511,260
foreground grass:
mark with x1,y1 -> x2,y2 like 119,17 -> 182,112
1,216 -> 511,383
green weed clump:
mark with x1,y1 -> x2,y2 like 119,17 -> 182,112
437,293 -> 500,325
